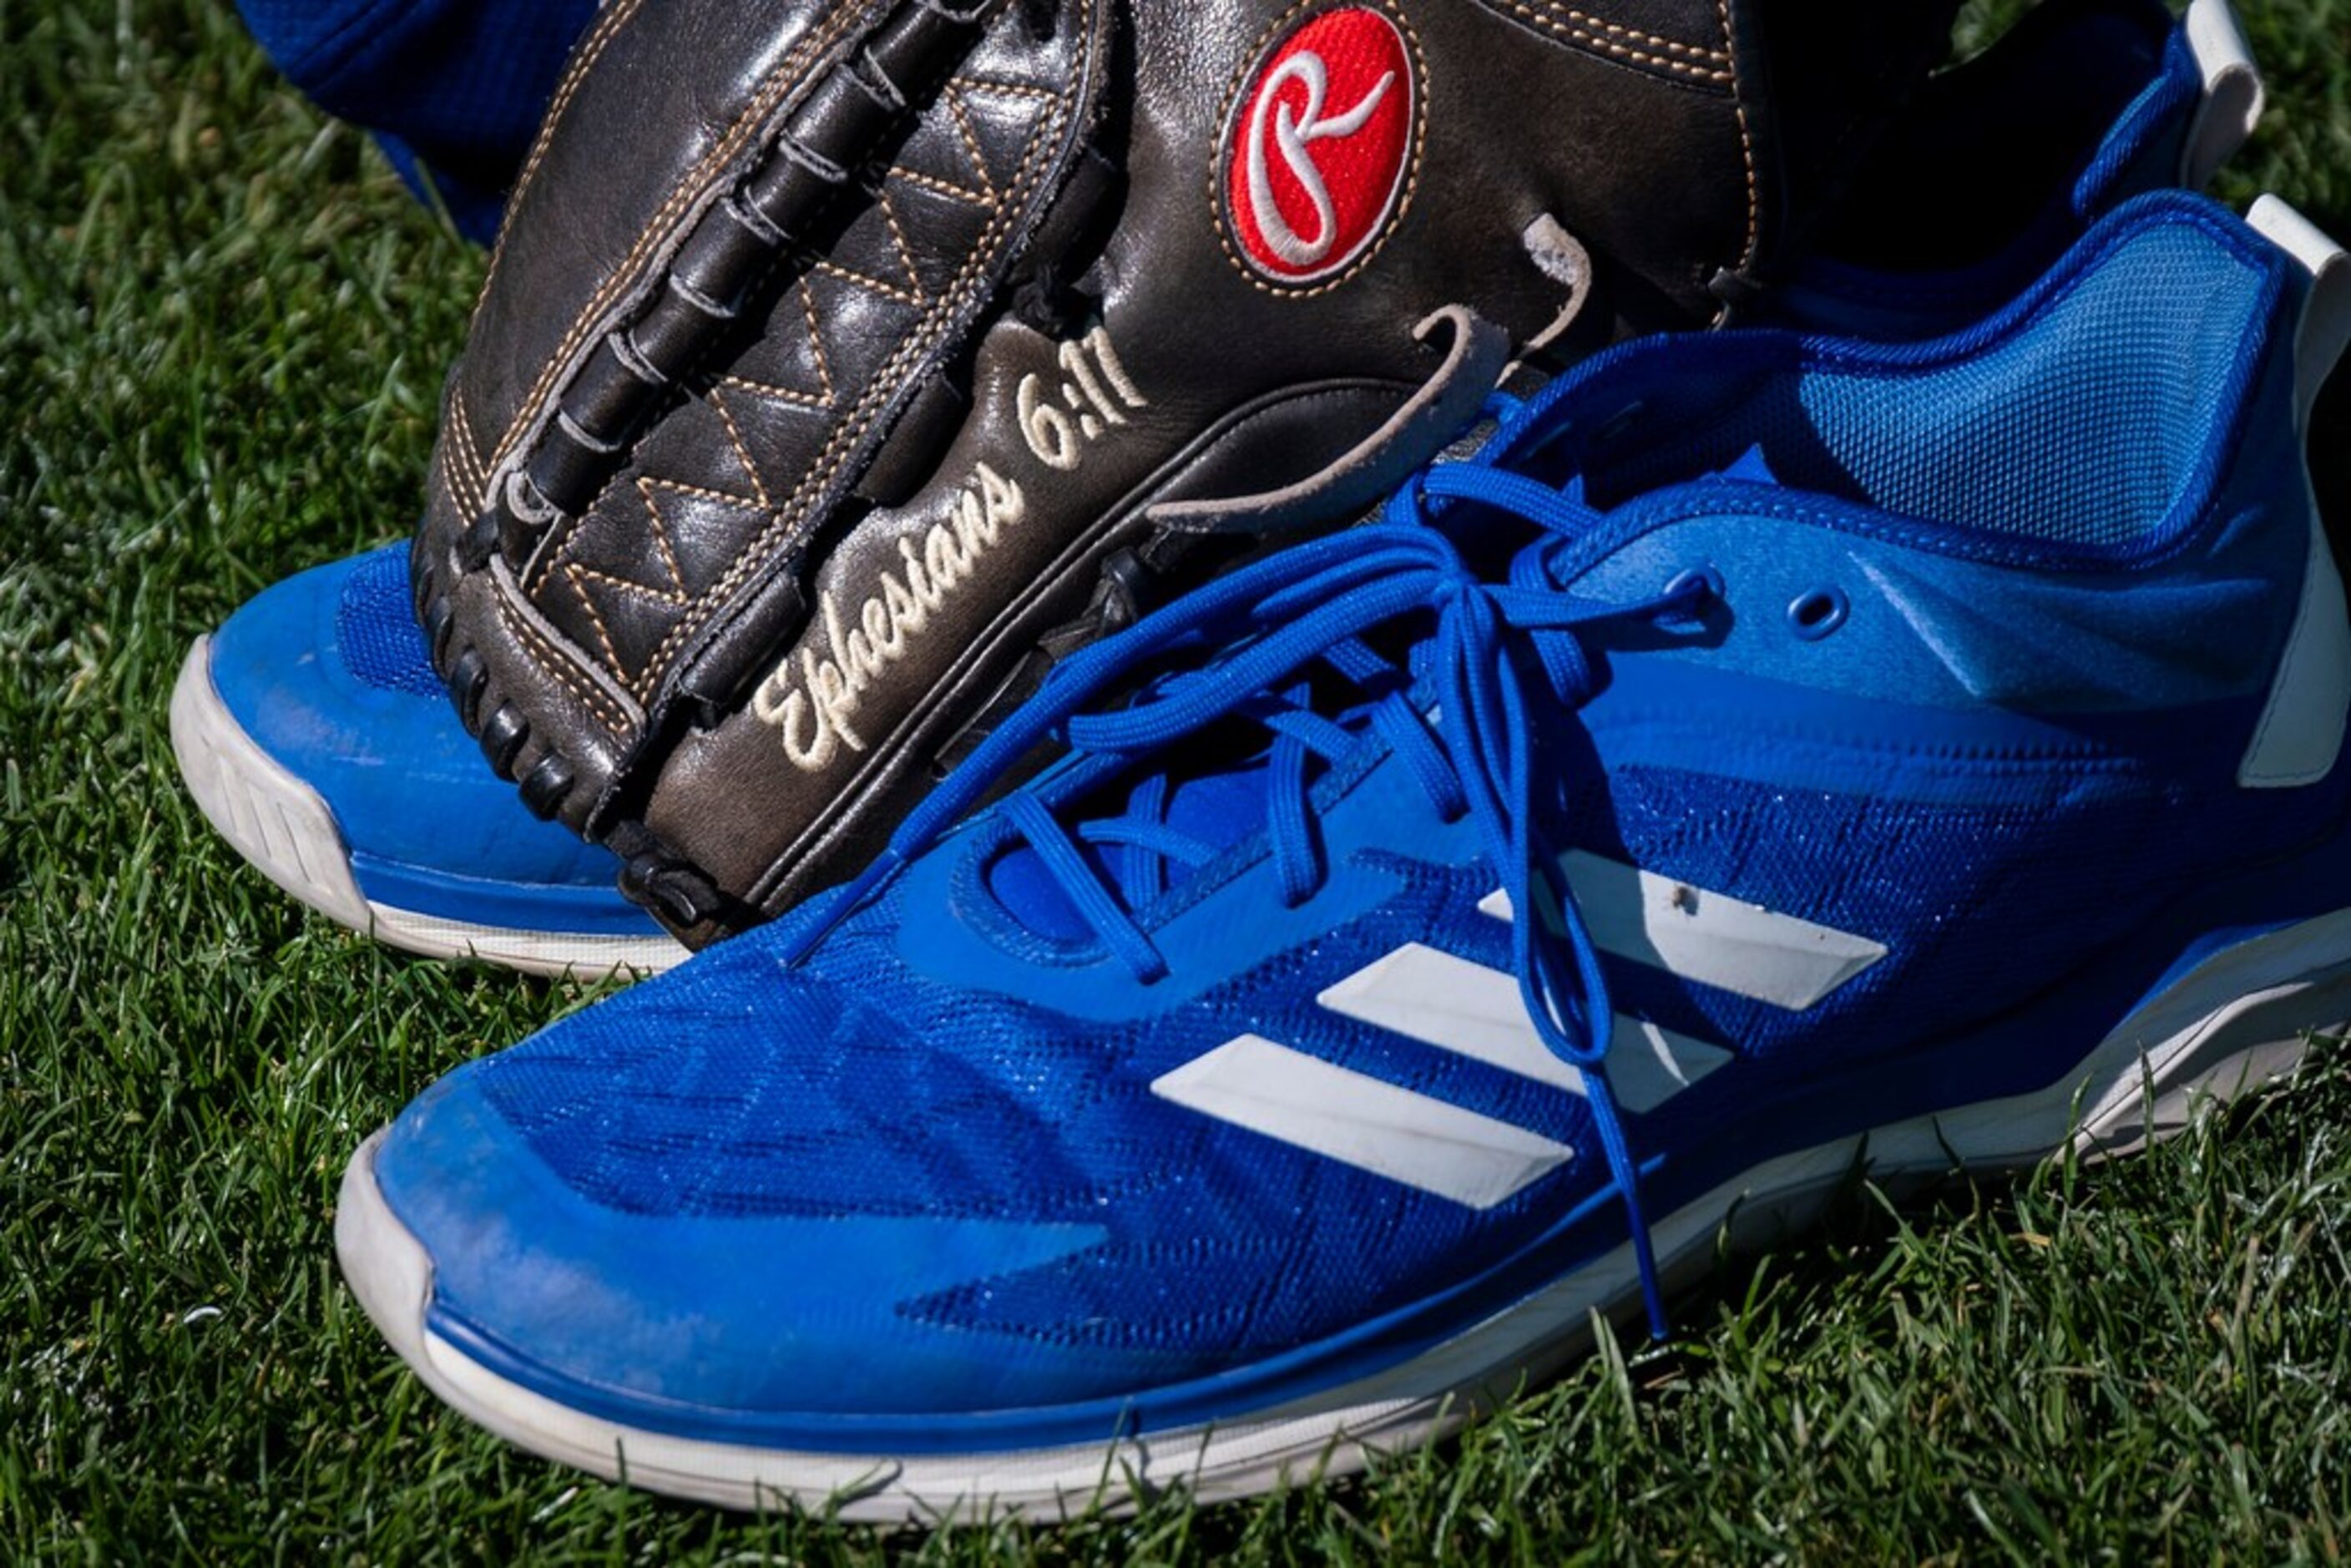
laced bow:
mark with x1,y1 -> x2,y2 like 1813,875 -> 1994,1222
782,458 -> 1711,1338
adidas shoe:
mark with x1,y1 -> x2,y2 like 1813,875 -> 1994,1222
336,190 -> 2351,1518
175,0 -> 2262,975
170,548 -> 680,974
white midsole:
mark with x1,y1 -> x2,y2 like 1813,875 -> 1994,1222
169,638 -> 686,979
336,903 -> 2351,1521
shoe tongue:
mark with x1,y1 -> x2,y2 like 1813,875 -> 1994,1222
1716,443 -> 1780,487
984,448 -> 1782,945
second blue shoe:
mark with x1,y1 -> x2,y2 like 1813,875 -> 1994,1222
170,546 -> 683,974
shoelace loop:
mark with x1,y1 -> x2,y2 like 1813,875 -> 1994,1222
784,458 -> 1713,1338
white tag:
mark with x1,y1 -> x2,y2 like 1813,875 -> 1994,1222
2182,0 -> 2264,190
2247,195 -> 2351,434
2238,196 -> 2351,791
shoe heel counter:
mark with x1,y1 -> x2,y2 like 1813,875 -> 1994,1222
2237,198 -> 2351,792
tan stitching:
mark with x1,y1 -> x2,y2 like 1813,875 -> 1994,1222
795,267 -> 840,405
1504,1 -> 1729,63
1716,0 -> 1761,278
717,281 -> 840,417
704,387 -> 779,509
558,477 -> 709,680
939,81 -> 1004,205
498,591 -> 629,734
810,256 -> 923,309
638,478 -> 693,596
875,187 -> 930,306
455,393 -> 493,513
445,392 -> 484,511
435,441 -> 467,523
1479,0 -> 1735,82
570,561 -> 688,611
640,471 -> 773,514
494,1 -> 882,473
1208,0 -> 1429,300
589,473 -> 776,699
633,1 -> 1094,692
886,166 -> 995,205
564,564 -> 632,675
437,393 -> 483,520
948,78 -> 1065,104
562,506 -> 697,680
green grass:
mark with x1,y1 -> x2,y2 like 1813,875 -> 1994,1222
2,1 -> 2348,1559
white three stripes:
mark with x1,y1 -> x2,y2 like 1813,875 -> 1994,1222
1154,1038 -> 1577,1212
1150,856 -> 1885,1209
1317,943 -> 1732,1115
1477,852 -> 1884,1012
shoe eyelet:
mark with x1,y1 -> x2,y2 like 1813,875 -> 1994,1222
1787,587 -> 1849,641
1666,564 -> 1725,604
1662,565 -> 1724,632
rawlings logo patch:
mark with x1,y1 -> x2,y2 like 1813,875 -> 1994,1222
1222,5 -> 1420,288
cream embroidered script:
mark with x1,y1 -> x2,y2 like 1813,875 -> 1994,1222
754,462 -> 1027,772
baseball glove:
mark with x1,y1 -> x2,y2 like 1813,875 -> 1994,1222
413,0 -> 1959,946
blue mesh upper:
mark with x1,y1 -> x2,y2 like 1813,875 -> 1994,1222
467,732 -> 2339,1359
1569,212 -> 2273,559
469,855 -> 1595,1358
1792,222 -> 2263,548
335,545 -> 442,698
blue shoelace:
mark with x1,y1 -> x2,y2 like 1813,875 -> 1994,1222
785,451 -> 1714,1338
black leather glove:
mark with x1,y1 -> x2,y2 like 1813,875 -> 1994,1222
412,0 -> 1959,945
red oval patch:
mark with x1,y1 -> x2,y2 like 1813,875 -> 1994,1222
1225,7 -> 1418,287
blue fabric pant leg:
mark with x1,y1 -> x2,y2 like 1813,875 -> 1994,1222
235,0 -> 599,242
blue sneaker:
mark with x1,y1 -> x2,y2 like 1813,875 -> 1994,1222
336,190 -> 2351,1518
170,547 -> 683,974
181,0 -> 2261,975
